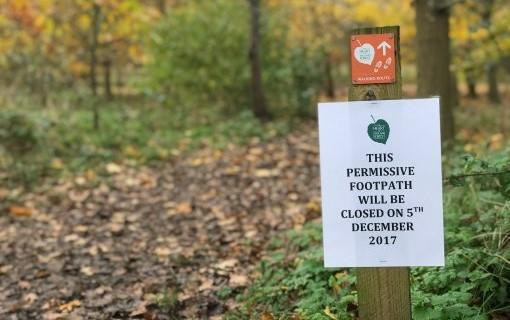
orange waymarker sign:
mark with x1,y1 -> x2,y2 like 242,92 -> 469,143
351,33 -> 396,84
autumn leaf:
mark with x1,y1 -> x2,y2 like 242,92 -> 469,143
306,198 -> 321,213
261,311 -> 275,320
9,205 -> 33,217
129,301 -> 148,317
254,168 -> 280,178
106,162 -> 123,174
154,247 -> 172,257
58,299 -> 81,313
198,278 -> 214,291
229,274 -> 248,287
23,292 -> 38,306
68,189 -> 90,203
50,158 -> 63,169
489,133 -> 503,151
176,202 -> 192,214
80,266 -> 96,276
215,258 -> 238,270
323,306 -> 337,320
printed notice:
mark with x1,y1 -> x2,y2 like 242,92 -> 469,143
318,98 -> 444,267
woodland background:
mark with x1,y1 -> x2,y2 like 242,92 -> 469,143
0,0 -> 509,319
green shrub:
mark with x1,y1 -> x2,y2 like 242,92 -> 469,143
230,150 -> 510,319
146,0 -> 324,118
0,111 -> 39,154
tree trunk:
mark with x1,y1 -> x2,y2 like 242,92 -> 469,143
103,58 -> 113,100
466,67 -> 477,98
451,72 -> 459,108
90,3 -> 101,129
247,0 -> 270,120
415,0 -> 455,142
487,62 -> 501,104
90,4 -> 101,96
157,0 -> 166,14
324,54 -> 335,98
467,81 -> 477,99
481,0 -> 500,104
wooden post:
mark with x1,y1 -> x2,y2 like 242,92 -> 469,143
348,26 -> 412,320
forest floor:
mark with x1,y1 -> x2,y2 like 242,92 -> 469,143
0,123 -> 322,319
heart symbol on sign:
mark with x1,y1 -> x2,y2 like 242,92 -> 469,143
354,43 -> 375,65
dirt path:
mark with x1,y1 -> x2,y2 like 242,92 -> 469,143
0,125 -> 321,319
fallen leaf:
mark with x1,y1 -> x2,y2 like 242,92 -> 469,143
74,176 -> 86,185
261,311 -> 275,320
229,274 -> 248,287
176,202 -> 192,214
23,292 -> 38,306
215,258 -> 238,270
85,169 -> 97,181
110,223 -> 124,234
50,158 -> 63,169
124,145 -> 141,158
154,247 -> 171,257
106,163 -> 122,174
254,168 -> 280,178
223,166 -> 241,175
9,205 -> 33,217
18,281 -> 31,289
0,265 -> 13,274
198,278 -> 214,291
74,225 -> 89,233
490,133 -> 503,151
88,246 -> 98,256
306,199 -> 321,213
68,190 -> 90,203
130,301 -> 148,317
64,234 -> 80,242
324,306 -> 337,319
80,266 -> 95,276
58,299 -> 81,313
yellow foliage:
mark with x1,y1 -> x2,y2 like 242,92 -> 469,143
77,14 -> 91,30
69,61 -> 89,76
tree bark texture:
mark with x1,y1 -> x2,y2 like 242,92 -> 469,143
415,0 -> 455,142
90,4 -> 101,97
103,58 -> 113,100
248,0 -> 271,120
350,25 -> 411,320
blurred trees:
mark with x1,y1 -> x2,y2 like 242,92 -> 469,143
0,0 -> 156,101
451,0 -> 510,103
0,0 -> 509,120
147,0 -> 327,118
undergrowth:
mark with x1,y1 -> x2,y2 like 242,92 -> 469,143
228,149 -> 510,320
0,94 -> 291,188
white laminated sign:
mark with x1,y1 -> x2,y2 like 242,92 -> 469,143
318,98 -> 444,267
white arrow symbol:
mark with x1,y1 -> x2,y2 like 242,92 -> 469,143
377,41 -> 391,56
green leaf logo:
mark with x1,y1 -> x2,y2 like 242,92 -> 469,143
368,115 -> 390,144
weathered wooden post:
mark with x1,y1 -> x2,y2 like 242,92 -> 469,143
319,24 -> 444,320
348,26 -> 411,320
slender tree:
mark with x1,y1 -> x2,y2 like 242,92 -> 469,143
415,0 -> 455,142
90,3 -> 101,97
103,58 -> 113,100
90,2 -> 102,129
481,0 -> 501,103
247,0 -> 271,120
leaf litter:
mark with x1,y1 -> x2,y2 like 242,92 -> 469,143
0,124 -> 321,319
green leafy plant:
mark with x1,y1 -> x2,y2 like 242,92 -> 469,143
147,0 -> 324,118
230,149 -> 510,320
